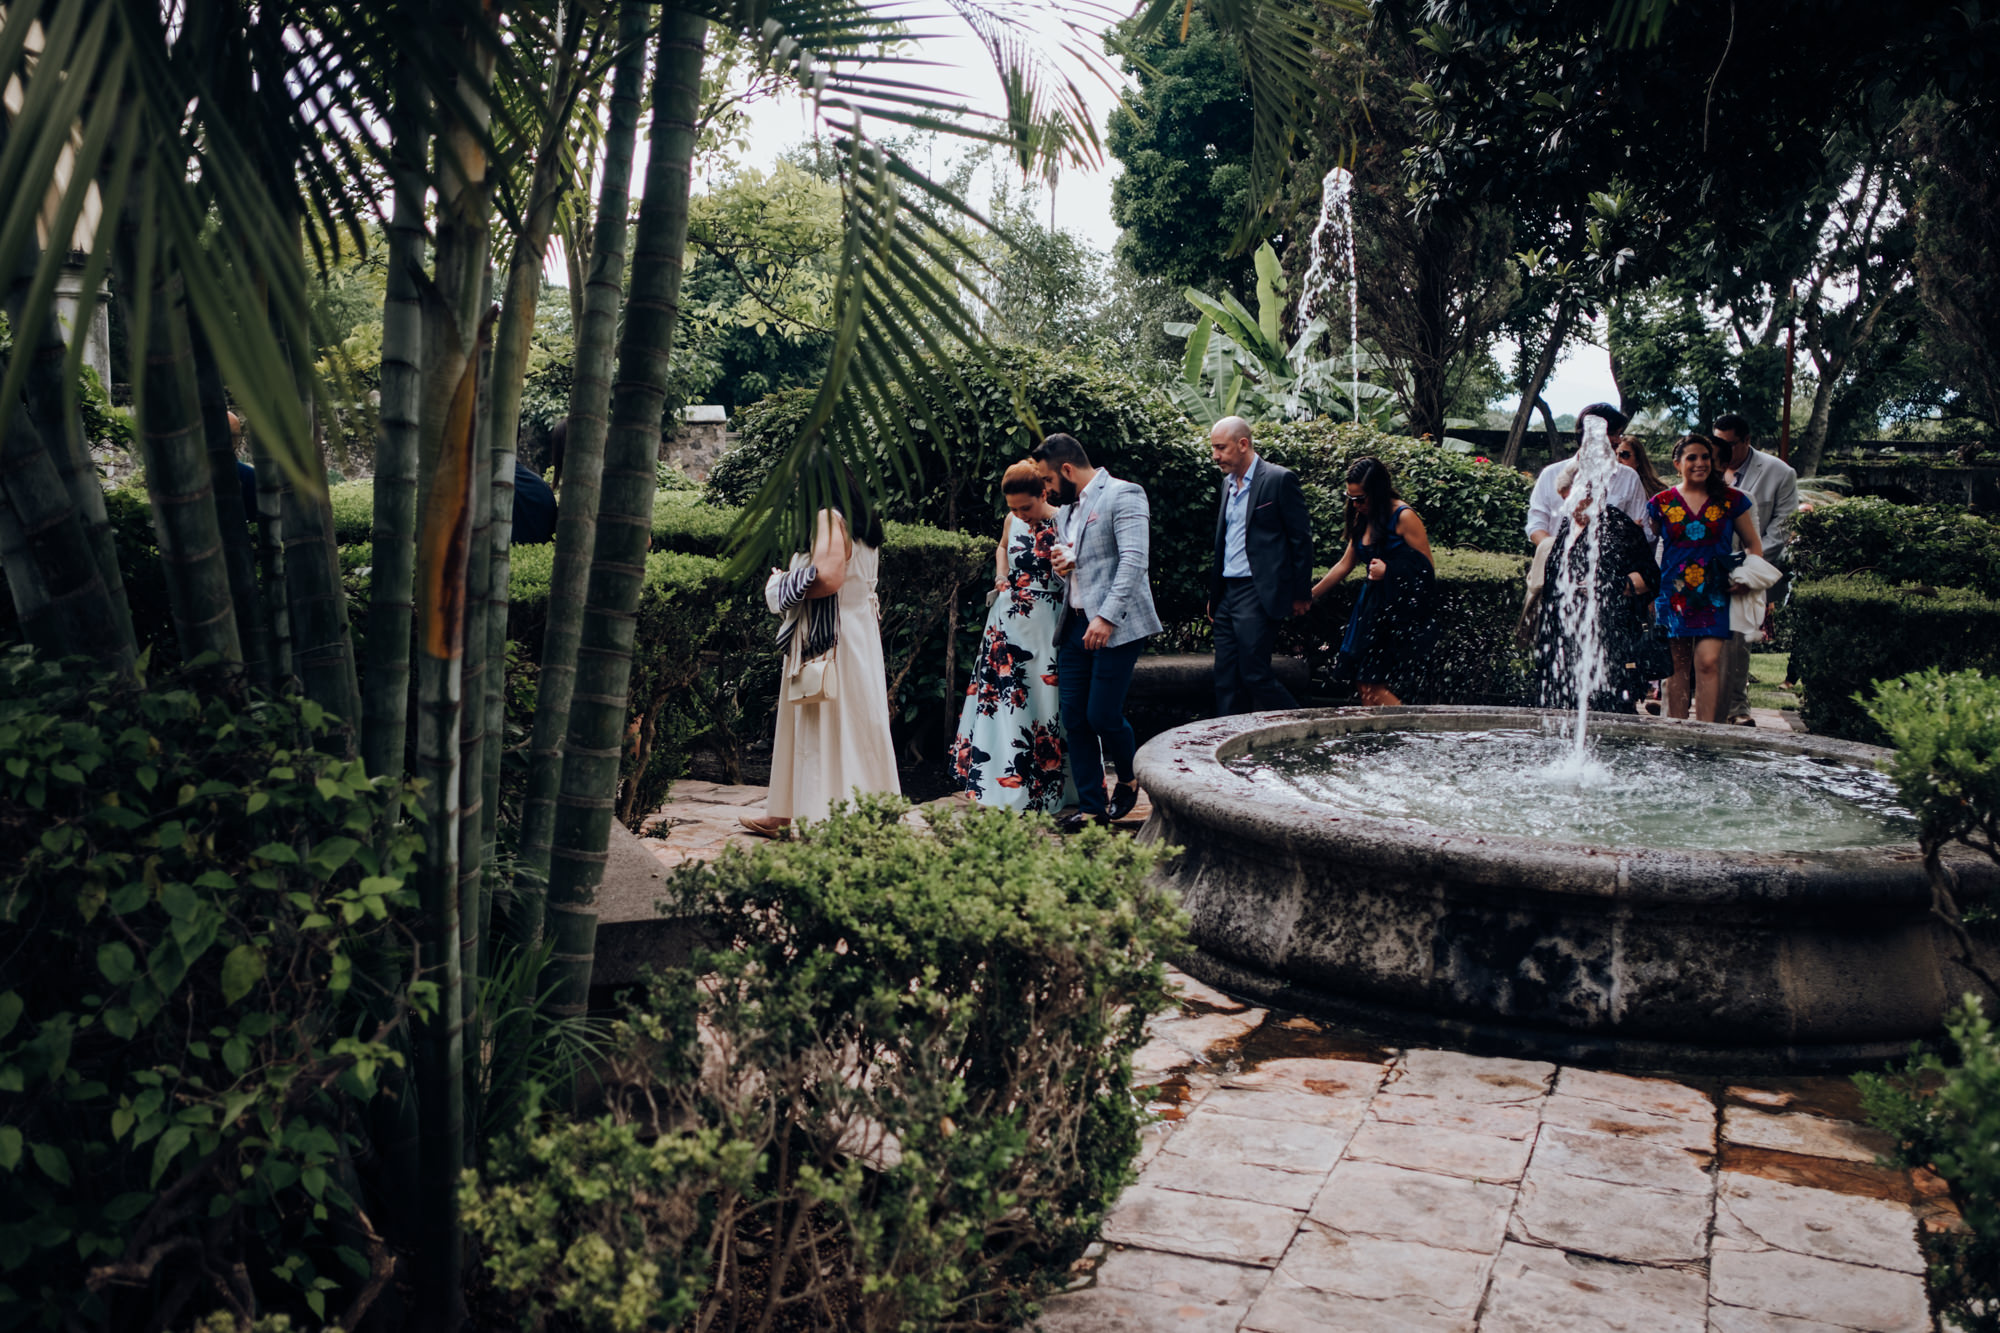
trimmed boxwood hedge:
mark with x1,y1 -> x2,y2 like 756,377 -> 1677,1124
1790,497 -> 2000,598
1281,548 -> 1532,704
1788,575 -> 2000,742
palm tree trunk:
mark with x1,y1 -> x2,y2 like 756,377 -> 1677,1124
246,433 -> 294,684
459,281 -> 495,1009
9,271 -> 138,666
515,0 -> 651,947
191,322 -> 272,689
0,403 -> 132,668
361,70 -> 431,782
113,226 -> 242,667
545,10 -> 707,1015
274,332 -> 362,735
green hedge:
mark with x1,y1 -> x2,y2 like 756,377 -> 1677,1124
1279,548 -> 1532,704
1251,420 -> 1537,557
329,480 -> 374,544
1790,497 -> 2000,597
1788,576 -> 2000,742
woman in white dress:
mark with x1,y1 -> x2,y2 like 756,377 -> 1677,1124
740,496 -> 900,835
949,461 -> 1073,812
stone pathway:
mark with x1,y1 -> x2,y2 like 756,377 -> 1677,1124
1039,974 -> 1962,1333
633,780 -> 1962,1332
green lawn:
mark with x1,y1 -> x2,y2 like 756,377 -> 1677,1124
1748,650 -> 1799,712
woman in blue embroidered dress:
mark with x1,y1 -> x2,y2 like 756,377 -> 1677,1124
950,461 -> 1074,812
1647,433 -> 1763,723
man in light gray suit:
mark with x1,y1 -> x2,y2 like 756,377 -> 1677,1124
1032,433 -> 1162,832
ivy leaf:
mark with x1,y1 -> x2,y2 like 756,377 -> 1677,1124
150,1125 -> 191,1186
97,942 -> 137,986
0,1126 -> 20,1170
0,991 -> 21,1042
307,836 -> 361,875
31,1142 -> 71,1185
159,882 -> 200,920
103,1192 -> 153,1223
253,843 -> 300,865
219,945 -> 265,1005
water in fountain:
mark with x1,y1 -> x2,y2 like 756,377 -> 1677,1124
1297,166 -> 1361,422
1544,415 -> 1624,781
1227,729 -> 1916,853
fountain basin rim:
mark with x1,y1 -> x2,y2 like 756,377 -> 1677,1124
1134,705 -> 1992,908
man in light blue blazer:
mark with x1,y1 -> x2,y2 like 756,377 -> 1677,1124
1032,433 -> 1162,832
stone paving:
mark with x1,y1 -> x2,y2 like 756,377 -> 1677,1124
1037,974 -> 1963,1333
634,779 -> 1963,1333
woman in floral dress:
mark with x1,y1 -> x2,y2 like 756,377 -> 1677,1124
950,461 -> 1074,812
1647,433 -> 1763,723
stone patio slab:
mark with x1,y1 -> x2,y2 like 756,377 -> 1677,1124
1168,972 -> 1253,1014
1100,1185 -> 1302,1266
1199,1086 -> 1373,1129
1222,1056 -> 1387,1098
1090,1248 -> 1271,1305
1709,1247 -> 1931,1333
1140,1010 -> 1269,1067
1479,1241 -> 1707,1333
1308,1159 -> 1513,1253
1540,1093 -> 1716,1152
1529,1123 -> 1714,1193
1720,1108 -> 1894,1164
1368,1091 -> 1542,1140
1160,1109 -> 1351,1176
1345,1118 -> 1535,1183
1264,1225 -> 1492,1314
1389,1049 -> 1555,1103
1241,1272 -> 1474,1333
1713,1172 -> 1925,1274
1510,1170 -> 1713,1263
1032,1287 -> 1247,1332
1555,1067 -> 1715,1121
1141,1148 -> 1328,1211
1706,1304 -> 1863,1332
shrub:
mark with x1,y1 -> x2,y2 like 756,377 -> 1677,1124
1790,497 -> 2000,597
1857,998 -> 2000,1333
1250,419 -> 1537,556
0,651 -> 424,1330
328,481 -> 375,545
1866,668 -> 2000,854
1787,577 -> 2000,742
465,798 -> 1182,1331
1281,548 -> 1532,704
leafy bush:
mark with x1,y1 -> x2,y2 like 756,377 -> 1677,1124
1282,547 -> 1532,703
1791,497 -> 2000,597
465,799 -> 1182,1331
327,481 -> 375,545
1251,419 -> 1536,556
711,350 -> 1218,628
0,651 -> 425,1330
1867,668 -> 2000,852
1787,578 -> 2000,742
1857,998 -> 2000,1333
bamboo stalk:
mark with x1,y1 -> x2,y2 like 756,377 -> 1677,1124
515,0 -> 650,946
360,65 -> 432,783
0,400 -> 131,667
190,322 -> 272,689
545,10 -> 708,1016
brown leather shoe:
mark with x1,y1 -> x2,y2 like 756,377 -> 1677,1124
737,814 -> 791,839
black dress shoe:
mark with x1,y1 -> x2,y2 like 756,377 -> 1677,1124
1058,811 -> 1108,834
1107,781 -> 1141,821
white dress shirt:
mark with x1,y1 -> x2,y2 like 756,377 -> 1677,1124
1221,454 -> 1259,578
1526,459 -> 1656,543
1063,470 -> 1109,611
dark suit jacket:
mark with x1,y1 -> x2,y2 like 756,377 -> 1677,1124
1211,457 -> 1314,620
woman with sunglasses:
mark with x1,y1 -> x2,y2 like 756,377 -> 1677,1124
1647,434 -> 1763,722
1311,457 -> 1435,705
1614,436 -> 1667,501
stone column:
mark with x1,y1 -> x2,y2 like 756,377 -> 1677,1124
52,260 -> 112,388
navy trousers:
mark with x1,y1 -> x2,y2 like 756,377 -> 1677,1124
1057,611 -> 1143,816
1213,577 -> 1296,715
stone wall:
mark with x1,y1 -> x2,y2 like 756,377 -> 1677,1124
662,405 -> 735,482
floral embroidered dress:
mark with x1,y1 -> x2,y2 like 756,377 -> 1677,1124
1648,485 -> 1751,639
950,515 -> 1074,812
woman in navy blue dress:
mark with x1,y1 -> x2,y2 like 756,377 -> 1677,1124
1310,457 -> 1435,706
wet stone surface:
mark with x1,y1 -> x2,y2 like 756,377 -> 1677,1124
635,786 -> 1952,1333
1041,967 -> 1954,1333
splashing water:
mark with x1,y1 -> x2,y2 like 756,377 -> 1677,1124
1298,166 -> 1360,422
1548,415 -> 1624,776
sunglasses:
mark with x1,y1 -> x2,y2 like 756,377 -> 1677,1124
1616,448 -> 1634,461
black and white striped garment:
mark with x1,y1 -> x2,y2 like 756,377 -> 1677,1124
773,560 -> 839,661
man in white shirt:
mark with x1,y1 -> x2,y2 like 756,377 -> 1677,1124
1713,412 -> 1800,724
1525,403 -> 1657,547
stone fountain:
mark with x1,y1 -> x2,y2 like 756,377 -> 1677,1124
1134,705 -> 1998,1070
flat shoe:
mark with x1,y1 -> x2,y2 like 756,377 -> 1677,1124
738,814 -> 790,839
1058,811 -> 1107,835
1107,782 -> 1141,821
